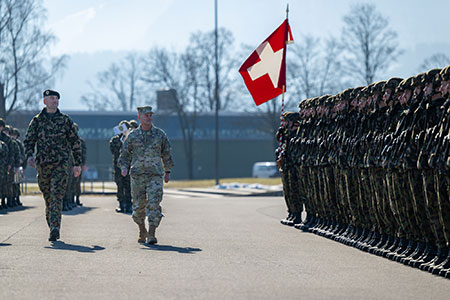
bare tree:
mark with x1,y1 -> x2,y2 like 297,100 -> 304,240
187,28 -> 239,112
419,53 -> 450,72
142,47 -> 202,179
0,0 -> 67,118
81,53 -> 147,111
341,3 -> 402,85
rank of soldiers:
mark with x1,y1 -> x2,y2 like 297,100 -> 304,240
277,66 -> 450,279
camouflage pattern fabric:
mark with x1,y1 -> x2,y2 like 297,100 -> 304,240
119,125 -> 174,228
23,108 -> 81,166
37,162 -> 69,230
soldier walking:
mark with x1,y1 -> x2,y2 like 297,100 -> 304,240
119,106 -> 174,245
24,89 -> 82,241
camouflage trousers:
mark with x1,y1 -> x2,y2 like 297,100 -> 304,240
334,167 -> 349,224
115,170 -> 131,204
73,171 -> 83,196
131,174 -> 164,227
0,167 -> 7,198
422,169 -> 447,248
408,170 -> 435,243
441,172 -> 450,245
435,170 -> 450,246
344,168 -> 361,227
280,170 -> 292,213
288,167 -> 304,214
37,163 -> 70,230
371,169 -> 396,236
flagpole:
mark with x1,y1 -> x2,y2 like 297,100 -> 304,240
214,0 -> 220,185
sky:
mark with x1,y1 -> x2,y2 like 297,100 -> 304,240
42,0 -> 450,110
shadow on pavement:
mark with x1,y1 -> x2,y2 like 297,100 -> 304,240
141,244 -> 202,254
62,206 -> 96,216
45,241 -> 105,253
0,243 -> 12,246
0,205 -> 34,215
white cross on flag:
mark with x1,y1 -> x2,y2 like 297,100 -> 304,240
239,19 -> 293,106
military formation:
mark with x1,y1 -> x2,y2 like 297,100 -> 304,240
277,66 -> 450,279
0,119 -> 26,210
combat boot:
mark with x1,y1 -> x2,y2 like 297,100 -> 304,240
62,200 -> 69,211
387,238 -> 408,260
15,196 -> 22,206
48,228 -> 60,241
146,225 -> 157,245
412,244 -> 437,268
425,247 -> 448,273
368,234 -> 387,254
401,241 -> 424,265
280,213 -> 293,226
137,223 -> 147,244
75,196 -> 83,206
394,240 -> 416,262
115,201 -> 125,213
7,197 -> 15,208
438,250 -> 450,277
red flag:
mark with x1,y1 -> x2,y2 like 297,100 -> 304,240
239,19 -> 293,106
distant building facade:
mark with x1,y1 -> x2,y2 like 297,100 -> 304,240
8,110 -> 277,181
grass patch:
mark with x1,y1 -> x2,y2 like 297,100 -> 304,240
165,177 -> 281,189
20,177 -> 281,194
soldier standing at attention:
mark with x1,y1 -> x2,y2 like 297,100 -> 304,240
119,106 -> 174,245
24,89 -> 82,242
110,120 -> 132,213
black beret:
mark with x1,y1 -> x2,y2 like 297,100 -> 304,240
43,89 -> 60,99
396,77 -> 414,92
0,118 -> 5,127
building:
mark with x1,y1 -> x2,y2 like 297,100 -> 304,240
8,110 -> 278,181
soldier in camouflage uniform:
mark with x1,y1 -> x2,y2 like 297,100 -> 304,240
3,125 -> 20,208
277,112 -> 303,226
24,89 -> 82,242
11,128 -> 25,206
0,139 -> 9,210
110,120 -> 132,213
119,106 -> 174,245
0,118 -> 14,209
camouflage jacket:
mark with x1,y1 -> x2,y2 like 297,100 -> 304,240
23,108 -> 82,166
109,134 -> 123,170
0,131 -> 13,166
118,125 -> 174,176
0,140 -> 8,170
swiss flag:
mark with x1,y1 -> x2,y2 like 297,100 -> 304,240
239,20 -> 293,106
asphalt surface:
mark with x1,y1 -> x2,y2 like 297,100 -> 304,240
1,192 -> 449,299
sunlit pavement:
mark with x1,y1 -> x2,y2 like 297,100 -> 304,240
0,194 -> 449,299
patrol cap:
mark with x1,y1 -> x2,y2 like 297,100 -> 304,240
350,86 -> 364,99
440,65 -> 450,81
372,81 -> 386,93
339,88 -> 354,101
137,106 -> 154,114
282,112 -> 299,121
421,68 -> 441,85
384,77 -> 403,91
412,73 -> 425,87
396,77 -> 414,92
43,89 -> 60,99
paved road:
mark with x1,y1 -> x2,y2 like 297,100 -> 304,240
1,193 -> 449,299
